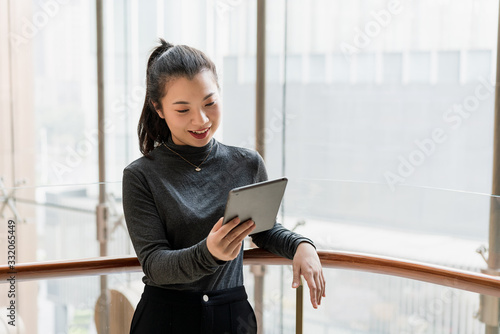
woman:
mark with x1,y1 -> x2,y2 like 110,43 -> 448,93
122,39 -> 325,333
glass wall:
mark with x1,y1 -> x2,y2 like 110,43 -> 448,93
1,0 -> 499,333
279,0 -> 498,262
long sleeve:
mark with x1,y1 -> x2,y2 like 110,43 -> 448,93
122,140 -> 307,291
123,169 -> 223,285
250,153 -> 315,259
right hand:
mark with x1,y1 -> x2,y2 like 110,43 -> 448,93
207,217 -> 255,261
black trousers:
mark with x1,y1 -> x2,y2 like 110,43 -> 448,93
130,285 -> 257,334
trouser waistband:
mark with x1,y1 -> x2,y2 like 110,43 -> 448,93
143,285 -> 248,306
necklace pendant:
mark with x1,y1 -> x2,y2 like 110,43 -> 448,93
195,167 -> 202,172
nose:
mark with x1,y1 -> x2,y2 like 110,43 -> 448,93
192,109 -> 209,126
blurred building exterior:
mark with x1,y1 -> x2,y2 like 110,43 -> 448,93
0,0 -> 499,333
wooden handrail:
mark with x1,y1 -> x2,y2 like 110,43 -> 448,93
2,249 -> 500,297
0,256 -> 142,281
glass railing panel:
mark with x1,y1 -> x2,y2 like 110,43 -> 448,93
257,265 -> 495,334
8,272 -> 143,334
1,179 -> 496,282
2,179 -> 497,270
0,182 -> 131,264
3,181 -> 500,333
283,179 -> 492,272
7,265 -> 498,333
302,269 -> 487,333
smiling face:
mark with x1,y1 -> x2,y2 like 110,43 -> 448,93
154,70 -> 221,147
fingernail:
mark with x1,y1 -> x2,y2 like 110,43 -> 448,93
292,283 -> 298,288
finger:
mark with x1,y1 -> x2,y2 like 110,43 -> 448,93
308,277 -> 318,308
210,217 -> 224,233
227,217 -> 243,230
301,270 -> 318,308
321,270 -> 326,298
225,223 -> 255,257
230,241 -> 243,258
225,220 -> 255,241
225,221 -> 255,250
237,220 -> 256,237
315,272 -> 323,306
312,271 -> 322,305
239,221 -> 256,240
218,217 -> 241,235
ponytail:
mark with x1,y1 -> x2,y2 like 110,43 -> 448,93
138,39 -> 173,156
137,38 -> 219,157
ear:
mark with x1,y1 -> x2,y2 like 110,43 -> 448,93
152,102 -> 164,119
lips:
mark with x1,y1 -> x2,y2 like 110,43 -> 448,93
189,128 -> 210,135
188,127 -> 210,140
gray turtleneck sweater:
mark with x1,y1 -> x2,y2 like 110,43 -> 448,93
122,138 -> 314,291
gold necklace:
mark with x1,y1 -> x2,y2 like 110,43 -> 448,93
163,141 -> 214,172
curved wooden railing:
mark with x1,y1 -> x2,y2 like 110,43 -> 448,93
2,249 -> 500,297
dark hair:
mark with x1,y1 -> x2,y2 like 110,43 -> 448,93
137,38 -> 219,156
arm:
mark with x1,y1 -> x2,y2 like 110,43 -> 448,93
250,153 -> 325,308
122,169 -> 222,285
250,222 -> 314,259
249,152 -> 314,259
292,242 -> 326,309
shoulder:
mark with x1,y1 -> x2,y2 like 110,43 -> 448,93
122,157 -> 147,188
124,156 -> 148,176
123,147 -> 164,180
216,142 -> 266,182
217,142 -> 263,163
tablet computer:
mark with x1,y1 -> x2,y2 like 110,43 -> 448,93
222,177 -> 288,234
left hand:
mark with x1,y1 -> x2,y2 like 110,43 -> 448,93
292,242 -> 326,309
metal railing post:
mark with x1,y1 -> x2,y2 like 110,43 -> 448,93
482,2 -> 500,332
256,0 -> 266,158
254,0 -> 267,333
96,0 -> 109,333
295,277 -> 303,334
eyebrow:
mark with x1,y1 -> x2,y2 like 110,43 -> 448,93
172,92 -> 215,105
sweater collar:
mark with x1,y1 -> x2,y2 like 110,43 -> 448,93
162,135 -> 216,155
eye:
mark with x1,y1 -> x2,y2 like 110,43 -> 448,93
205,101 -> 216,107
176,109 -> 189,113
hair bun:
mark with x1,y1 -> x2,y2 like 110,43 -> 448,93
147,38 -> 174,70
158,38 -> 174,52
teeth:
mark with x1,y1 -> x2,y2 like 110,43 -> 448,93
191,128 -> 209,134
